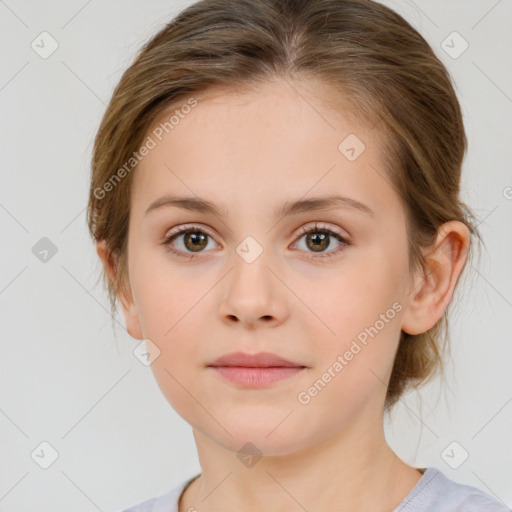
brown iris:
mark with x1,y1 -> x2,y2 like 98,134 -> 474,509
306,232 -> 330,252
183,231 -> 208,252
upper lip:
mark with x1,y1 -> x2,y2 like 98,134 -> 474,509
208,351 -> 306,368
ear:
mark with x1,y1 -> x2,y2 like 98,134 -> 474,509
401,221 -> 470,335
96,240 -> 143,340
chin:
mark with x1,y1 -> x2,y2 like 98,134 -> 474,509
213,425 -> 308,459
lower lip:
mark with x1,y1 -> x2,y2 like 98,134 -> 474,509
209,366 -> 305,387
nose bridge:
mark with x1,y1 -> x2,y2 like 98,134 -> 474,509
230,236 -> 274,301
219,234 -> 286,326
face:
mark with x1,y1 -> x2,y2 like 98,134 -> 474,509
119,77 -> 416,456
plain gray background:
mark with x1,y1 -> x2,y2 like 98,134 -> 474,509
1,0 -> 511,510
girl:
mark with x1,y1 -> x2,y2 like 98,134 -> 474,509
87,0 -> 509,510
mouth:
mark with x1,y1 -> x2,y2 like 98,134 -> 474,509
207,351 -> 307,388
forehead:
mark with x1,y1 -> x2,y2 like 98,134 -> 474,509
132,78 -> 399,221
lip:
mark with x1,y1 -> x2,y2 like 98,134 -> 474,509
210,367 -> 305,387
207,351 -> 307,388
208,351 -> 305,368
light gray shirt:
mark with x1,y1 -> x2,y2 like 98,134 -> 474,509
121,466 -> 510,511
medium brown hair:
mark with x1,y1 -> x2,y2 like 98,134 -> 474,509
87,0 -> 482,410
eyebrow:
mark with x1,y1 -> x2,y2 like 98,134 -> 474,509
144,194 -> 375,219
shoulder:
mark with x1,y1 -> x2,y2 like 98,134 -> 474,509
119,474 -> 199,512
395,467 -> 510,512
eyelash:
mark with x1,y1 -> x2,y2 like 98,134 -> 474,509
162,223 -> 351,261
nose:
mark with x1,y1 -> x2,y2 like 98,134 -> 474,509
218,249 -> 289,329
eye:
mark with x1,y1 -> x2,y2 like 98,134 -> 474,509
162,222 -> 351,260
292,222 -> 351,259
163,224 -> 218,260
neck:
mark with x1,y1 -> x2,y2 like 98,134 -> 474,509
179,410 -> 423,512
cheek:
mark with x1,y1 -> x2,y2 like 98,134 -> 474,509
309,261 -> 401,338
130,247 -> 203,334
133,270 -> 209,421
297,301 -> 401,427
304,258 -> 404,385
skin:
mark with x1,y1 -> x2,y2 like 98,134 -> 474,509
97,77 -> 470,511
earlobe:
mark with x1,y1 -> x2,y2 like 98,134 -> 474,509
401,221 -> 470,336
95,240 -> 144,340
119,298 -> 144,340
